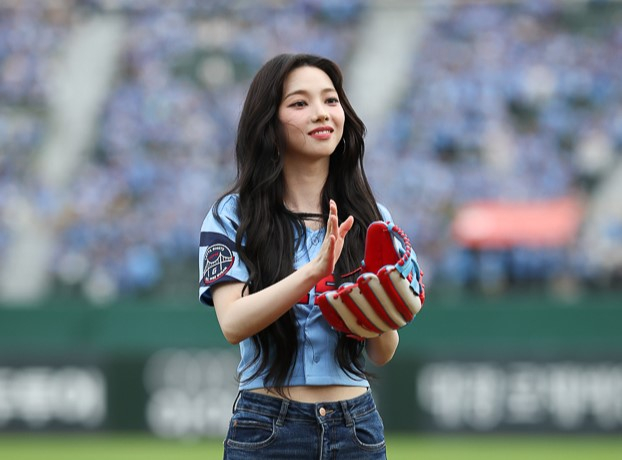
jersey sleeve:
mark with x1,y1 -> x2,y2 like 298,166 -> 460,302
198,194 -> 249,306
377,202 -> 424,295
377,202 -> 393,223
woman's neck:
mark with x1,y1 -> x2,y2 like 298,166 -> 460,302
282,158 -> 328,214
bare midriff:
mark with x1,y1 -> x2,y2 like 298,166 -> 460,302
250,385 -> 367,403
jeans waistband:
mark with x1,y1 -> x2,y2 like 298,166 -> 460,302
233,389 -> 376,426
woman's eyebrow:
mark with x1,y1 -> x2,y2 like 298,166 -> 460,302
283,87 -> 337,100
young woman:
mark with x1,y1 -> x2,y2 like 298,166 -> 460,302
199,53 -> 414,459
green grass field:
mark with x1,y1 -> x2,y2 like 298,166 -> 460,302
1,434 -> 621,460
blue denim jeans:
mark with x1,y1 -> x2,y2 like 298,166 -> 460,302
223,389 -> 387,459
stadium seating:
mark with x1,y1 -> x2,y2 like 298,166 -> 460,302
1,0 -> 621,300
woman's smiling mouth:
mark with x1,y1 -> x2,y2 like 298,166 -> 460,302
308,126 -> 334,139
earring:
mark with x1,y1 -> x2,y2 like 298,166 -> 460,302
273,149 -> 280,163
334,138 -> 346,155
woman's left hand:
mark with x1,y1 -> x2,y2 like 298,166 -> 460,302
313,199 -> 353,280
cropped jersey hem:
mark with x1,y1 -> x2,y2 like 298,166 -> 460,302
238,376 -> 370,391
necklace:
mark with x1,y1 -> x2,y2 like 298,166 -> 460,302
293,212 -> 325,221
292,212 -> 326,235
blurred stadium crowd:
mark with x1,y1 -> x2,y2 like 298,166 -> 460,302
1,0 -> 621,303
369,0 -> 622,292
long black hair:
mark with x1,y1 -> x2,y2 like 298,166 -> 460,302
215,53 -> 382,390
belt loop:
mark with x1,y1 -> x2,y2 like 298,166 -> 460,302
232,391 -> 242,413
276,398 -> 289,427
340,400 -> 353,427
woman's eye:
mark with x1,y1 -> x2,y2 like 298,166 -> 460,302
290,101 -> 307,107
327,97 -> 340,104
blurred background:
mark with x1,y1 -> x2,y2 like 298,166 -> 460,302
0,0 -> 621,449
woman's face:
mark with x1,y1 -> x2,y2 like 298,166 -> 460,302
278,66 -> 345,162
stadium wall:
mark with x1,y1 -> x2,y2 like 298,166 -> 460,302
0,291 -> 620,436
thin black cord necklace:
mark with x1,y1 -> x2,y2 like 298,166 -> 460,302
293,212 -> 325,221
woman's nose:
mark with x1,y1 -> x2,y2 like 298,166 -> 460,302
314,112 -> 329,122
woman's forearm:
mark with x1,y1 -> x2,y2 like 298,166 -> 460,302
365,330 -> 399,366
213,262 -> 323,344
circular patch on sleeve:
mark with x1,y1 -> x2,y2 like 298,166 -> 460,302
203,244 -> 235,284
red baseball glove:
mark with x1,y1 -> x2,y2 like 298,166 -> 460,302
317,221 -> 425,340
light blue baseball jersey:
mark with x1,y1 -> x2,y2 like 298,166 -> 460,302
199,194 -> 393,390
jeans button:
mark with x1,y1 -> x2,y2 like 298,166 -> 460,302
319,407 -> 326,416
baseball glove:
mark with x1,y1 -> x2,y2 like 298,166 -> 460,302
317,221 -> 425,340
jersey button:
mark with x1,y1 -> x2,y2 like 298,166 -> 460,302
319,407 -> 326,416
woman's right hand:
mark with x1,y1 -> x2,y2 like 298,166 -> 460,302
313,199 -> 354,280
213,199 -> 353,344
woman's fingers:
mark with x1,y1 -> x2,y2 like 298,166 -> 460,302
328,200 -> 338,235
315,200 -> 355,277
339,215 -> 354,238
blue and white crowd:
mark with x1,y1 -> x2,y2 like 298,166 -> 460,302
1,0 -> 620,301
368,0 -> 622,289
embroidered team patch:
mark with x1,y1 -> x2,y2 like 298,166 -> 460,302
203,244 -> 234,284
